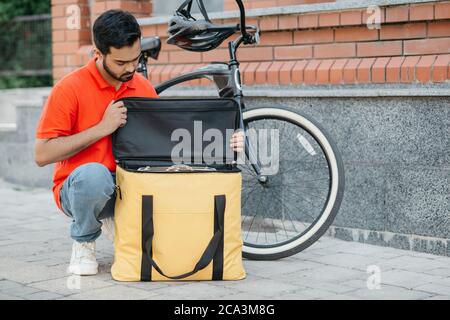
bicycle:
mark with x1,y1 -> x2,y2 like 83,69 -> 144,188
136,0 -> 345,260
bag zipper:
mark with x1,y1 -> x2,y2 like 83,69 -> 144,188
116,161 -> 240,173
115,97 -> 238,104
115,185 -> 122,200
125,107 -> 237,112
115,97 -> 239,112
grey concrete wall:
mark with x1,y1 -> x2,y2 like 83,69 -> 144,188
244,95 -> 450,256
0,88 -> 53,187
0,84 -> 449,256
0,102 -> 53,189
0,88 -> 51,126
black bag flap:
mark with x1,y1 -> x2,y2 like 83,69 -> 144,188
112,97 -> 240,164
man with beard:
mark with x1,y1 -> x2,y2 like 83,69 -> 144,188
34,10 -> 158,276
34,9 -> 245,276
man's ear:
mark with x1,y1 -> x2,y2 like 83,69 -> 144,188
92,47 -> 102,61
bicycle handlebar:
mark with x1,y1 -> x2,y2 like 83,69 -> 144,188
202,0 -> 257,45
234,0 -> 258,44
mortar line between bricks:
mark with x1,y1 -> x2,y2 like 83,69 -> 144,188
328,282 -> 442,299
297,257 -> 393,272
47,283 -> 118,299
305,253 -> 448,269
375,283 -> 444,299
409,282 -> 448,293
27,277 -> 117,289
265,271 -> 364,288
138,282 -> 196,292
284,285 -> 361,297
288,283 -> 362,295
23,275 -> 84,286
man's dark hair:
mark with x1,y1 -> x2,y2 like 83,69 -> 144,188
93,9 -> 141,55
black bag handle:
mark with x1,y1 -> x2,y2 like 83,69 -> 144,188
141,195 -> 225,280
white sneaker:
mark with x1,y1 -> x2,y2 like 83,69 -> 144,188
101,217 -> 115,243
67,241 -> 98,275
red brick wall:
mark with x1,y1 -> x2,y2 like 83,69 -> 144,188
51,0 -> 450,85
52,0 -> 92,80
91,0 -> 152,21
51,0 -> 152,82
224,0 -> 334,11
142,1 -> 450,85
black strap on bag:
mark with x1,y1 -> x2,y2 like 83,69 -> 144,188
141,195 -> 225,281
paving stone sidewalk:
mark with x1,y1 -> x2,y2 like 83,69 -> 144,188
0,179 -> 449,300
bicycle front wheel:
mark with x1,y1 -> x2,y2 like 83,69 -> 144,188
240,106 -> 345,260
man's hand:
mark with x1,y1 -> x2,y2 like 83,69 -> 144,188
230,130 -> 245,153
97,101 -> 127,136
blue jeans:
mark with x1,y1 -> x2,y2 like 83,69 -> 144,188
59,162 -> 116,243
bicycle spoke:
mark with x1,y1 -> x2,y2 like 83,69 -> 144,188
281,186 -> 324,212
260,187 -> 269,244
269,183 -> 328,200
242,183 -> 256,190
295,177 -> 330,184
254,186 -> 263,243
240,165 -> 258,178
270,182 -> 328,189
277,162 -> 329,178
288,157 -> 328,167
278,186 -> 326,202
270,204 -> 279,243
268,175 -> 330,190
244,186 -> 282,243
243,184 -> 261,241
244,213 -> 257,241
242,182 -> 259,207
272,187 -> 318,223
269,191 -> 290,240
269,190 -> 301,237
279,162 -> 329,176
276,192 -> 317,232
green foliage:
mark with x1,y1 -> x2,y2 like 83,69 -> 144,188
0,0 -> 51,88
0,0 -> 50,22
0,75 -> 52,89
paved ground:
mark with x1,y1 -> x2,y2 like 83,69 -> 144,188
0,179 -> 449,300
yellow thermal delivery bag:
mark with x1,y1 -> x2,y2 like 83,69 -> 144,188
110,97 -> 246,281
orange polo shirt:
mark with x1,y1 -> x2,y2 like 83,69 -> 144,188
36,57 -> 158,212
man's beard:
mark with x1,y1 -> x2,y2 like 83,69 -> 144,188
103,58 -> 135,82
